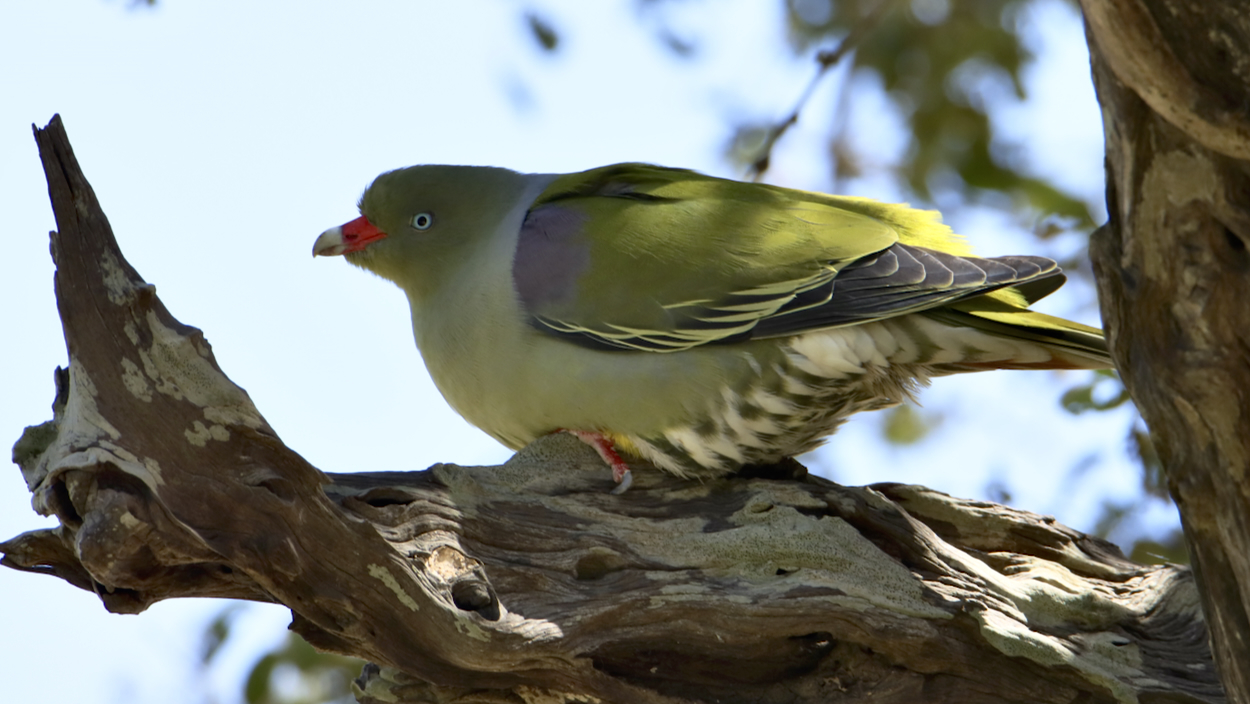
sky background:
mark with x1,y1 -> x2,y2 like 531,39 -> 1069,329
1,1 -> 1172,702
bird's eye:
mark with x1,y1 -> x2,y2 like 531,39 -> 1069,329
411,213 -> 434,230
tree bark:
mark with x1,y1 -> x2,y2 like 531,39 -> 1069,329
0,115 -> 1224,704
1082,1 -> 1250,701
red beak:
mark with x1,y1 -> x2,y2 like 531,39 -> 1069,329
312,216 -> 388,257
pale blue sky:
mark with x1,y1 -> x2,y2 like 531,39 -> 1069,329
1,1 -> 1167,702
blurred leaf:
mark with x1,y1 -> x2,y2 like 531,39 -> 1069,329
1060,452 -> 1101,486
240,632 -> 364,704
658,29 -> 697,57
1130,423 -> 1167,499
1090,500 -> 1129,540
727,123 -> 773,166
830,132 -> 863,180
882,403 -> 939,445
201,604 -> 245,665
245,651 -> 277,704
1061,371 -> 1131,414
984,478 -> 1012,504
525,12 -> 560,52
1129,529 -> 1189,565
1032,213 -> 1077,240
1059,385 -> 1094,414
635,0 -> 700,57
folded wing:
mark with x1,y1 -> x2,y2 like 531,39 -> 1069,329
511,163 -> 1070,354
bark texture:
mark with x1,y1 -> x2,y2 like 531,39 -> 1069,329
0,116 -> 1224,704
1082,1 -> 1250,701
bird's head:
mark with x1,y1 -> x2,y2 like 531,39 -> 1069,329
314,165 -> 529,299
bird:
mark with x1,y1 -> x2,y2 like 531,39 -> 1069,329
313,162 -> 1112,490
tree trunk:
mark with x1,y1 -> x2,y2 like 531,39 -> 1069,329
1082,1 -> 1250,701
0,115 -> 1223,704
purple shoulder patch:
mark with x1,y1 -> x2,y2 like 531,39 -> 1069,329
513,204 -> 592,313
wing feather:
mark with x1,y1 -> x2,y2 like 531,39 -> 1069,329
513,164 -> 1063,352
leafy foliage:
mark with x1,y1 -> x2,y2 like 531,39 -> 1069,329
242,635 -> 362,704
1061,369 -> 1131,414
200,607 -> 365,704
773,0 -> 1093,228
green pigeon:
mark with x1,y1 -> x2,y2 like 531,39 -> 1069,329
313,163 -> 1112,490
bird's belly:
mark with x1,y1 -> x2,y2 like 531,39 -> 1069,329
424,322 -> 737,450
420,312 -> 1053,480
613,331 -> 922,479
419,320 -> 906,477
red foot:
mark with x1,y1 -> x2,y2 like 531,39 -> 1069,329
562,430 -> 634,493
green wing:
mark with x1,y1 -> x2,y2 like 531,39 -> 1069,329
513,163 -> 1062,353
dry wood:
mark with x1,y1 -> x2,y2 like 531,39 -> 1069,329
0,115 -> 1222,704
1082,1 -> 1250,701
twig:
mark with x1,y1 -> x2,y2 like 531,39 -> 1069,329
746,0 -> 899,182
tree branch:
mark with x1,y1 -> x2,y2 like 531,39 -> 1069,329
2,116 -> 1223,704
1081,1 -> 1250,701
1082,0 -> 1250,161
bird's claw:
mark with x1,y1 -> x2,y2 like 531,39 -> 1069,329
610,468 -> 633,495
562,429 -> 634,494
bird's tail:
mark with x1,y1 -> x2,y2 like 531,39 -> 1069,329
921,297 -> 1114,371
